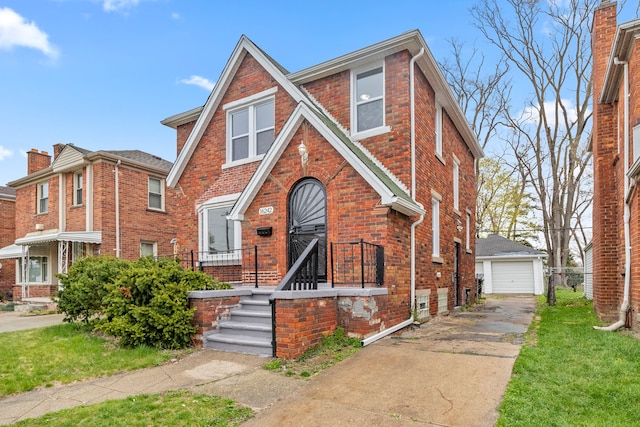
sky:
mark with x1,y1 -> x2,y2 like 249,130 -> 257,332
1,1 -> 639,187
0,0 -> 497,186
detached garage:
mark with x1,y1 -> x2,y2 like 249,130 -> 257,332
476,234 -> 546,295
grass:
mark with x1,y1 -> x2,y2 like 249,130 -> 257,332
12,389 -> 253,427
0,323 -> 187,396
263,327 -> 361,378
497,288 -> 640,426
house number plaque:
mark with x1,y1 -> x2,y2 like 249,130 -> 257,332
259,206 -> 274,215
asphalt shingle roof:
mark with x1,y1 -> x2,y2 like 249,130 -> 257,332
0,186 -> 16,197
476,234 -> 545,257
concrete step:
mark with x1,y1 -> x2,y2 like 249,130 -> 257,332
218,321 -> 272,340
205,333 -> 272,356
230,308 -> 272,325
239,298 -> 271,311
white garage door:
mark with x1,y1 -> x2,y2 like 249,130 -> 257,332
492,261 -> 534,294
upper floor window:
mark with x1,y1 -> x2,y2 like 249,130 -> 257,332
148,177 -> 164,211
466,211 -> 471,252
37,182 -> 48,214
351,64 -> 389,139
435,102 -> 443,158
453,158 -> 460,211
225,91 -> 275,166
73,172 -> 83,206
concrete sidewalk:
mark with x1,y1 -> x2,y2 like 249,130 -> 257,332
0,296 -> 535,426
0,311 -> 65,333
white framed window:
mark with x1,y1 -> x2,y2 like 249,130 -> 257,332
37,182 -> 48,214
71,242 -> 86,264
224,89 -> 276,166
19,256 -> 49,283
351,63 -> 389,139
465,211 -> 471,252
148,176 -> 164,211
140,241 -> 157,257
634,124 -> 640,164
432,192 -> 441,259
198,193 -> 242,262
73,171 -> 83,206
453,157 -> 460,211
435,102 -> 443,158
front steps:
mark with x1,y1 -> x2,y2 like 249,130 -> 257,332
204,289 -> 273,356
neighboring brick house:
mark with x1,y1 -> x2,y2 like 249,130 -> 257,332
2,144 -> 176,301
591,2 -> 640,328
163,30 -> 483,357
0,186 -> 16,299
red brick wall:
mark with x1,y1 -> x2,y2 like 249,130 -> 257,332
189,294 -> 242,347
27,150 -> 51,174
15,176 -> 59,237
274,297 -> 338,359
337,294 -> 389,337
12,284 -> 57,300
592,2 -> 623,320
0,197 -> 15,298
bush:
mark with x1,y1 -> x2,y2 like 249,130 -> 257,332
56,256 -> 130,323
98,257 -> 231,349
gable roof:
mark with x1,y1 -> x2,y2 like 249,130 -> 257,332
8,144 -> 172,188
476,234 -> 546,258
165,30 -> 483,190
229,102 -> 425,220
600,18 -> 640,104
0,186 -> 16,201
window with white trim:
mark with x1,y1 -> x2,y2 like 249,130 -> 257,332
435,102 -> 443,157
73,171 -> 83,206
227,97 -> 275,164
466,211 -> 471,252
19,256 -> 49,283
198,194 -> 242,261
634,124 -> 640,164
37,182 -> 48,214
453,158 -> 460,211
432,196 -> 440,258
352,64 -> 386,136
140,241 -> 157,257
148,177 -> 164,211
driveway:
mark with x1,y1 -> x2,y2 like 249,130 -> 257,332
243,295 -> 536,426
0,311 -> 64,333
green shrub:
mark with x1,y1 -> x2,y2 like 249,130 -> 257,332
98,257 -> 230,349
56,256 -> 130,323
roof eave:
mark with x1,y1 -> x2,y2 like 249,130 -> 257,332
600,19 -> 640,104
160,106 -> 204,129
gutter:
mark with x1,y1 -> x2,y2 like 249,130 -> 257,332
362,48 -> 426,346
114,160 -> 121,258
595,58 -> 631,331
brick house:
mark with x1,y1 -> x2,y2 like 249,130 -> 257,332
163,30 -> 483,357
1,144 -> 176,301
0,186 -> 16,299
591,2 -> 640,329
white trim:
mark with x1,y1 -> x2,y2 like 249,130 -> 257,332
453,158 -> 460,211
435,101 -> 443,157
351,62 -> 386,137
148,176 -> 165,211
166,36 -> 307,188
222,87 -> 277,110
432,196 -> 440,258
15,231 -> 102,246
225,95 -> 275,165
198,193 -> 242,262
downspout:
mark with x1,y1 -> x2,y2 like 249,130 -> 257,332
595,57 -> 631,331
114,160 -> 121,258
362,48 -> 425,346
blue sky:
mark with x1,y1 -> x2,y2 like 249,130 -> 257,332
0,1 -> 637,187
0,0 -> 495,185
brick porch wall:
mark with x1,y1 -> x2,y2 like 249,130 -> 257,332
188,289 -> 248,347
12,284 -> 58,301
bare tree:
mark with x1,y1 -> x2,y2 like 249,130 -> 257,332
471,0 -> 595,305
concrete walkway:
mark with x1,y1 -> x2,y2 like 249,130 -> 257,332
0,296 -> 535,426
0,310 -> 65,333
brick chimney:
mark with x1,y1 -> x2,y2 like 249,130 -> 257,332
27,149 -> 52,174
53,143 -> 66,160
591,1 -> 620,318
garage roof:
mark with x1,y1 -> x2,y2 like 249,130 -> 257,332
476,234 -> 546,258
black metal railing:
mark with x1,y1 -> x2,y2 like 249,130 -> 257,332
330,239 -> 384,288
274,238 -> 319,292
164,246 -> 259,288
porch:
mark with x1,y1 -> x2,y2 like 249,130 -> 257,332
182,239 -> 392,358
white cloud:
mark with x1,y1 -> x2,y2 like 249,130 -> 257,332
103,0 -> 140,12
171,12 -> 180,20
0,8 -> 59,58
0,146 -> 13,161
518,99 -> 584,128
179,75 -> 215,91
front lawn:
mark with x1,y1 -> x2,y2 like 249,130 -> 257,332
497,288 -> 640,426
12,390 -> 252,427
0,323 -> 186,396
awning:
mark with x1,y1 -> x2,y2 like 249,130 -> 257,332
0,244 -> 24,259
14,231 -> 102,246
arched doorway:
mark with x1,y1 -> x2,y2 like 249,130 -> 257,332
288,178 -> 327,281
